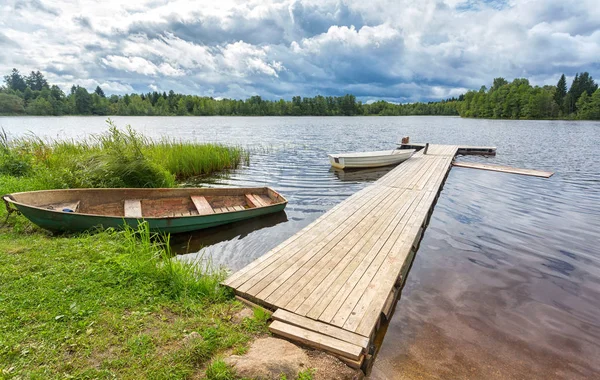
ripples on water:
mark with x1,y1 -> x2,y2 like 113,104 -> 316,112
2,116 -> 599,379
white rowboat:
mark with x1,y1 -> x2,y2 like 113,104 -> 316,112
328,149 -> 415,170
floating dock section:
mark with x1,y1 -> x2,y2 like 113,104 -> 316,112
452,161 -> 554,178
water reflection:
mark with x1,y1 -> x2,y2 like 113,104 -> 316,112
330,166 -> 395,182
170,211 -> 288,255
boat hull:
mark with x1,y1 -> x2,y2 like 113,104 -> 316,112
4,187 -> 287,234
328,149 -> 414,169
12,202 -> 286,234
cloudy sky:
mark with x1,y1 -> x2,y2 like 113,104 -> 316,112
1,0 -> 599,102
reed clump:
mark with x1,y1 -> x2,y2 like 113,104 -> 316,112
0,120 -> 247,189
145,140 -> 248,180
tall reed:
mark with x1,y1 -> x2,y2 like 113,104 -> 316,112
0,120 -> 247,188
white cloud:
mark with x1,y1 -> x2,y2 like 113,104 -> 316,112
0,0 -> 598,101
221,41 -> 283,77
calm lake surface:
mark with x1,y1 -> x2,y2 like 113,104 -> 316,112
2,116 -> 599,379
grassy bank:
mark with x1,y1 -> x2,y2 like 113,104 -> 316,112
0,120 -> 248,189
0,174 -> 270,379
0,123 -> 268,378
0,219 -> 270,378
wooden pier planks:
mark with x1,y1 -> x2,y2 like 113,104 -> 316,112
223,145 -> 458,363
452,161 -> 554,178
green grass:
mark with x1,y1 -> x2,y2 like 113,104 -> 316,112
205,359 -> 236,380
0,125 -> 269,379
145,140 -> 250,180
0,217 -> 270,379
0,120 -> 247,188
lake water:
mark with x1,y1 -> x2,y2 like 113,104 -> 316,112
2,116 -> 599,379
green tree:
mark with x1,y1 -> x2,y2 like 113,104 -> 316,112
94,85 -> 106,98
568,72 -> 598,113
25,97 -> 53,115
0,93 -> 25,113
490,77 -> 508,92
554,74 -> 567,113
74,86 -> 92,114
576,90 -> 600,120
4,68 -> 27,92
25,71 -> 49,91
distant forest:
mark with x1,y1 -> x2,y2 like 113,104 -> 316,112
0,68 -> 599,119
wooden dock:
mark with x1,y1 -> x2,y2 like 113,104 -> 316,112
223,144 -> 463,369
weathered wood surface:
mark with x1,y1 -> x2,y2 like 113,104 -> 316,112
190,195 -> 214,215
124,199 -> 142,218
269,320 -> 364,361
453,161 -> 554,178
399,143 -> 496,156
272,309 -> 370,349
224,145 -> 459,361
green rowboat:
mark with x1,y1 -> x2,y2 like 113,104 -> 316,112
3,187 -> 287,234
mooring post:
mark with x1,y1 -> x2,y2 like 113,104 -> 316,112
424,143 -> 429,155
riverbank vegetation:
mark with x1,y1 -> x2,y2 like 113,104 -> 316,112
2,68 -> 598,119
0,121 -> 247,188
0,215 -> 270,378
0,125 -> 268,378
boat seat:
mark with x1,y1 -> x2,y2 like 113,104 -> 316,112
245,194 -> 268,208
124,199 -> 142,218
191,196 -> 214,215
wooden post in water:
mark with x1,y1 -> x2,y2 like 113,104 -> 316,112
423,143 -> 429,155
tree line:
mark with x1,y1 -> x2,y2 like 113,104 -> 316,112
457,73 -> 599,119
1,68 -> 598,119
0,68 -> 457,117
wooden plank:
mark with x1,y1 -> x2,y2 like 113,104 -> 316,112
453,161 -> 553,178
316,190 -> 422,325
244,194 -> 259,208
263,187 -> 407,305
272,309 -> 369,349
286,189 -> 415,316
269,320 -> 363,361
235,185 -> 392,294
328,191 -> 427,328
243,185 -> 398,297
225,185 -> 380,288
351,189 -> 441,336
398,143 -> 496,156
247,194 -> 268,207
124,199 -> 142,218
331,353 -> 364,369
191,195 -> 214,215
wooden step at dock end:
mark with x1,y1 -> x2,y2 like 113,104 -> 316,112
330,352 -> 365,370
269,320 -> 364,361
272,309 -> 369,350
